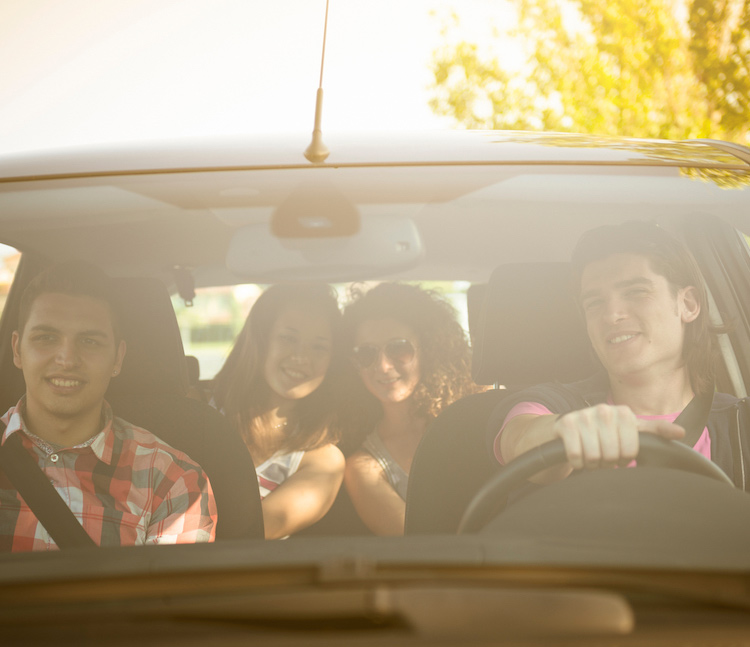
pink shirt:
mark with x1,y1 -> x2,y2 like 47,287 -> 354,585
493,401 -> 711,465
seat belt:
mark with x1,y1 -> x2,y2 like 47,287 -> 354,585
0,424 -> 96,549
673,387 -> 714,448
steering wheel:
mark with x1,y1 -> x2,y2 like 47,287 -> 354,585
457,433 -> 734,534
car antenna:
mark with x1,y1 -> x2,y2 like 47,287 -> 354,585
304,0 -> 331,164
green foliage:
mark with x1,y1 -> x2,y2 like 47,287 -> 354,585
689,0 -> 750,136
430,0 -> 750,142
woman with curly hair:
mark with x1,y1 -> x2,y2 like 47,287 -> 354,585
212,283 -> 345,539
341,282 -> 479,535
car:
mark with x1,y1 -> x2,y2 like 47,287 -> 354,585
2,130 -> 750,645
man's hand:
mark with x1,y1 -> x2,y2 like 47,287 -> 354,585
553,404 -> 685,470
499,404 -> 687,483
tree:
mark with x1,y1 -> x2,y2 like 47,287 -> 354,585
429,0 -> 750,143
689,0 -> 750,137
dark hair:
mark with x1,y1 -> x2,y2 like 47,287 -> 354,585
18,261 -> 122,341
212,283 -> 342,453
571,220 -> 720,395
340,282 -> 480,448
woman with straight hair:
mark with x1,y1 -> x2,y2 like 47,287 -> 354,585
212,283 -> 345,539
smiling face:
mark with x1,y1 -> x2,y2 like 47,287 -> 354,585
580,253 -> 700,384
263,305 -> 333,404
12,292 -> 126,437
354,318 -> 421,408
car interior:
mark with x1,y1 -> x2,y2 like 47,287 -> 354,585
2,213 -> 750,541
6,238 -> 744,543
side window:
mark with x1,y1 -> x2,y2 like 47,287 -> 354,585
0,244 -> 21,322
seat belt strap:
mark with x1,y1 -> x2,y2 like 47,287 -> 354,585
0,426 -> 96,549
673,387 -> 715,448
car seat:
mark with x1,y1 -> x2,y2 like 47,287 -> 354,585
105,277 -> 264,540
466,282 -> 486,349
404,262 -> 598,534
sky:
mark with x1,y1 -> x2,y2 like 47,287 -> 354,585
0,0 -> 518,153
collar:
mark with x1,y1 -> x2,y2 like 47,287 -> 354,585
1,397 -> 116,465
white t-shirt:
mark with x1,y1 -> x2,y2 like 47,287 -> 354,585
255,450 -> 305,499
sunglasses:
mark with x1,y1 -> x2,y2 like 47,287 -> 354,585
351,338 -> 417,371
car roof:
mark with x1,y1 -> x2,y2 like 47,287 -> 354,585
1,131 -> 749,178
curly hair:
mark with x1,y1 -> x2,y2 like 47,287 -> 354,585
339,282 -> 480,449
212,283 -> 343,454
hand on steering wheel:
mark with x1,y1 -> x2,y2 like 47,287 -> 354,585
551,404 -> 685,470
458,433 -> 733,534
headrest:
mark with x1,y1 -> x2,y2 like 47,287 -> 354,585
185,354 -> 201,386
471,263 -> 598,387
106,277 -> 188,401
466,283 -> 487,349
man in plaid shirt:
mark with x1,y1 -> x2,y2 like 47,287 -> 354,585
0,262 -> 216,551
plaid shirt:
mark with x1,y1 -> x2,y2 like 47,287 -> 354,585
0,399 -> 216,551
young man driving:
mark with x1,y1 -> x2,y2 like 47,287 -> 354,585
0,262 -> 217,550
491,221 -> 749,486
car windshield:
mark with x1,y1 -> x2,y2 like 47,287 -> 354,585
2,3 -> 750,645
